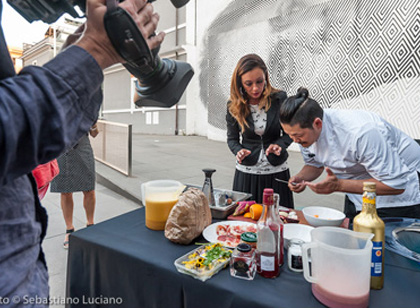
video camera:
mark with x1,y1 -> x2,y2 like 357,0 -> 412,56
7,0 -> 194,108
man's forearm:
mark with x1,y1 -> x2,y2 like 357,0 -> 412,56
337,178 -> 405,195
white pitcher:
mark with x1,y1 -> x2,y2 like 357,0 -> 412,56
301,227 -> 374,308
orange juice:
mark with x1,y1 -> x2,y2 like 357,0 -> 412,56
145,193 -> 178,230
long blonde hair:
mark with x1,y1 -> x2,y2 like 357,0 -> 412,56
228,54 -> 279,133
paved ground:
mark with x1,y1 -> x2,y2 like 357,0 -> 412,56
42,134 -> 345,305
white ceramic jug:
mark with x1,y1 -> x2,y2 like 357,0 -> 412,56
301,227 -> 374,308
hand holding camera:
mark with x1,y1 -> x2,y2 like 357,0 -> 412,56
8,0 -> 193,108
75,0 -> 164,69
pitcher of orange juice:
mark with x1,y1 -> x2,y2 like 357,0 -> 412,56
141,180 -> 185,230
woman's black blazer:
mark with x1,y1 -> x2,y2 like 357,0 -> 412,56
226,91 -> 293,167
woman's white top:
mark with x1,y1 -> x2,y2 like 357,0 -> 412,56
236,104 -> 288,175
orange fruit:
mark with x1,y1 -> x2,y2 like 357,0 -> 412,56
250,204 -> 263,220
243,212 -> 252,218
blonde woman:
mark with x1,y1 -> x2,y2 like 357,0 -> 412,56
226,54 -> 294,207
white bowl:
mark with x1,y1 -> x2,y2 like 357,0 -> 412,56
284,224 -> 314,247
302,206 -> 345,227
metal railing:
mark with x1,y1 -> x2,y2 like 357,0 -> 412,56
90,120 -> 132,176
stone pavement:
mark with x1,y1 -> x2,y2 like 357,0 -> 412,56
42,134 -> 345,305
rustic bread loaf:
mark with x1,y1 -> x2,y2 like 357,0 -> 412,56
165,187 -> 212,244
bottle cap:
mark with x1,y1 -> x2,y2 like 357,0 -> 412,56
363,182 -> 376,192
236,243 -> 252,252
263,188 -> 274,205
241,232 -> 257,243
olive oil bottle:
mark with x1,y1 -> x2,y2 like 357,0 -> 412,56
353,182 -> 385,290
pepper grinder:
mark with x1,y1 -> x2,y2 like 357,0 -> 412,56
202,168 -> 216,207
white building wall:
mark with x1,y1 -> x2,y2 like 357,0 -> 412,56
190,0 -> 420,142
21,1 -> 420,143
185,0 -> 231,139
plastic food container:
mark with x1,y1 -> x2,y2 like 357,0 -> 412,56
141,180 -> 185,230
174,243 -> 232,281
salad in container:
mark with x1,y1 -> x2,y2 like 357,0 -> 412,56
174,243 -> 232,281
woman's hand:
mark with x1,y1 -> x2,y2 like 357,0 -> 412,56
89,123 -> 100,138
236,149 -> 251,163
265,144 -> 282,156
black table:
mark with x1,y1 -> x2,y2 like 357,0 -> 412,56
66,208 -> 420,308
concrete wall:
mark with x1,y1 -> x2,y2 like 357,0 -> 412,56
23,47 -> 55,67
103,66 -> 132,111
103,108 -> 186,135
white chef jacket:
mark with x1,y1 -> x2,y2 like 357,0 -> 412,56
300,109 -> 420,210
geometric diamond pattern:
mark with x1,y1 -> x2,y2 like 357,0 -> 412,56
200,0 -> 420,140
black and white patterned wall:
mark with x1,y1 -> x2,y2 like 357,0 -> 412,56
199,0 -> 420,140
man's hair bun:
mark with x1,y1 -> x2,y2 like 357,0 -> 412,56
296,87 -> 309,101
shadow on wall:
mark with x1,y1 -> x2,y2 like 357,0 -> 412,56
199,0 -> 420,140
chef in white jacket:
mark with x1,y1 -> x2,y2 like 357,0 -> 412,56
279,87 -> 420,219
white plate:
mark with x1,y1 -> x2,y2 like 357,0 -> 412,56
202,221 -> 256,248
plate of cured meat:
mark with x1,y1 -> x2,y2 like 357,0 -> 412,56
202,221 -> 257,248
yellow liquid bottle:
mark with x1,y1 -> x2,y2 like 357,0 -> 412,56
353,182 -> 385,290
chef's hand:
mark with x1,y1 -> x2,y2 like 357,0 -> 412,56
76,0 -> 165,69
306,167 -> 340,194
265,144 -> 282,156
289,175 -> 306,193
236,149 -> 251,164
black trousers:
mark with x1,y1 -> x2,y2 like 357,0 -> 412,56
233,168 -> 294,208
344,172 -> 420,221
345,196 -> 420,221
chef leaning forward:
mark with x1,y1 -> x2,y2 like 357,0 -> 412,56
279,87 -> 420,221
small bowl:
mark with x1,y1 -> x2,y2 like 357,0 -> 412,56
302,206 -> 345,227
284,224 -> 314,247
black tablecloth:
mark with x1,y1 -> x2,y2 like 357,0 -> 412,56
66,208 -> 420,308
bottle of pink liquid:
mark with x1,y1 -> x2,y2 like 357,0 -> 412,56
273,193 -> 284,267
256,188 -> 284,278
